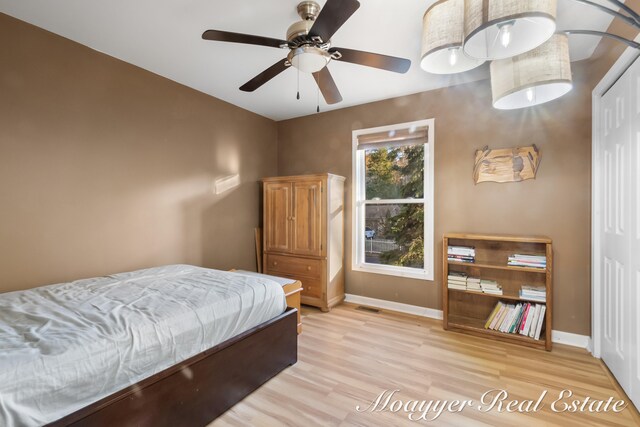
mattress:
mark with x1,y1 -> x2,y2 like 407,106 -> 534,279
0,265 -> 287,427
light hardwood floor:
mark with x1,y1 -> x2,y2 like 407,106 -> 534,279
213,304 -> 639,426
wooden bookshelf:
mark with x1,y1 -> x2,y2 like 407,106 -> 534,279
443,233 -> 553,351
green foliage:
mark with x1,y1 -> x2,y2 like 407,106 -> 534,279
365,148 -> 401,199
366,145 -> 425,268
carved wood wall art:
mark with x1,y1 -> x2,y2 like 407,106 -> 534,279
473,145 -> 541,184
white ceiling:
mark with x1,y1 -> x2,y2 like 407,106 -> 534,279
0,0 -> 619,121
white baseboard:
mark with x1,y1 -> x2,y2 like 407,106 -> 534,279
552,330 -> 592,350
344,293 -> 591,349
345,294 -> 443,320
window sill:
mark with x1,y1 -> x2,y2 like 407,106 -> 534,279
352,264 -> 433,281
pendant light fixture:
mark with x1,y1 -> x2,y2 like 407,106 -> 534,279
490,33 -> 572,109
421,0 -> 484,74
463,0 -> 558,60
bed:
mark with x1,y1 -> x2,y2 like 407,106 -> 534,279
0,265 -> 298,426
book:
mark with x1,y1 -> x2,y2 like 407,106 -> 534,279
521,285 -> 545,292
500,305 -> 517,332
497,306 -> 511,332
480,279 -> 500,287
480,279 -> 502,295
448,257 -> 475,263
521,304 -> 536,336
510,254 -> 546,261
466,283 -> 482,291
448,246 -> 475,256
489,304 -> 505,330
519,303 -> 531,334
534,305 -> 547,340
484,302 -> 503,329
491,305 -> 509,330
505,304 -> 520,333
529,305 -> 540,338
520,285 -> 546,301
520,293 -> 546,302
510,304 -> 525,333
508,254 -> 546,269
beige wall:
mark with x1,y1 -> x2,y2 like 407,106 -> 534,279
276,10 -> 639,336
0,13 -> 278,292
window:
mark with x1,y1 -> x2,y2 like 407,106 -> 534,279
352,119 -> 434,280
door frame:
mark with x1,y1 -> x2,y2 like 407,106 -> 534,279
591,37 -> 640,358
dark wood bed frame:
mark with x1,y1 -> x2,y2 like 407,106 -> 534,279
48,307 -> 298,427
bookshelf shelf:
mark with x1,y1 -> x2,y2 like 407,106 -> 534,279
448,288 -> 547,304
443,233 -> 553,351
447,260 -> 547,274
448,315 -> 547,349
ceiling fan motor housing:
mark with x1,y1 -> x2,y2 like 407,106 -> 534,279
297,1 -> 321,21
286,20 -> 315,43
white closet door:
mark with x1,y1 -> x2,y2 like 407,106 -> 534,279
600,57 -> 639,410
600,59 -> 632,394
628,57 -> 640,408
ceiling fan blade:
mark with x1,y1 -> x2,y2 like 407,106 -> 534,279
309,0 -> 360,43
240,59 -> 290,92
202,30 -> 288,49
312,67 -> 343,105
330,47 -> 411,73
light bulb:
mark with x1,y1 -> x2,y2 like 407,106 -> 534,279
449,48 -> 458,67
526,88 -> 535,103
499,23 -> 512,48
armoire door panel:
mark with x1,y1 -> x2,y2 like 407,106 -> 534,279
291,180 -> 323,257
264,182 -> 292,253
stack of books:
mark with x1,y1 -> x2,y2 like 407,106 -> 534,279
447,272 -> 467,290
484,302 -> 546,340
448,246 -> 475,263
508,254 -> 546,269
520,285 -> 546,302
466,277 -> 481,292
480,279 -> 502,295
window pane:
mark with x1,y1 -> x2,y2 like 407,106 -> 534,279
365,144 -> 424,200
364,203 -> 424,269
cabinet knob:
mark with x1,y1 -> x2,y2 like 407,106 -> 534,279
307,266 -> 311,271
273,261 -> 278,266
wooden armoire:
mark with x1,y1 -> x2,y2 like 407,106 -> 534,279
262,174 -> 345,311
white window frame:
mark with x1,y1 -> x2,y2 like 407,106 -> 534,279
351,118 -> 435,281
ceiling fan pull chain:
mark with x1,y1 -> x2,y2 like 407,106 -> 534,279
316,72 -> 320,113
297,67 -> 300,100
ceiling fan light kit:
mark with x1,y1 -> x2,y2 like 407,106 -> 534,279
463,0 -> 558,60
491,33 -> 572,109
421,0 -> 485,74
288,46 -> 331,73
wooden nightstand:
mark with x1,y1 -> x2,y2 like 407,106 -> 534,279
231,270 -> 303,334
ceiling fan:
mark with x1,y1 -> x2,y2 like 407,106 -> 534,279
202,0 -> 412,106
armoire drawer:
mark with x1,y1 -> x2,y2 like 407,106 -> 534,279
299,276 -> 322,299
266,254 -> 322,278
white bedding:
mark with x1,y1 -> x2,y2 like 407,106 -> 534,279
0,265 -> 287,427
